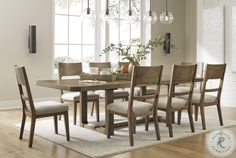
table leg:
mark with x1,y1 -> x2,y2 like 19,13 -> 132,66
80,91 -> 88,127
105,89 -> 114,135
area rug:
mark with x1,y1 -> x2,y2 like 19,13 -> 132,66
15,114 -> 236,158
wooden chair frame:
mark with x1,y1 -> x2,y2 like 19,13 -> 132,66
193,64 -> 226,130
15,66 -> 70,147
159,64 -> 197,137
58,62 -> 100,125
107,66 -> 163,146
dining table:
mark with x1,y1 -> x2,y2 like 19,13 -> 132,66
36,76 -> 203,135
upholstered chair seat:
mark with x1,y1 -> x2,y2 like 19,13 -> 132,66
34,101 -> 69,115
107,100 -> 153,115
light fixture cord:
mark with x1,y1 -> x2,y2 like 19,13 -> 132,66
149,0 -> 152,16
129,0 -> 132,16
87,0 -> 90,14
165,0 -> 169,16
106,0 -> 109,15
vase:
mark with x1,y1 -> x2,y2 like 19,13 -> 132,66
128,61 -> 140,73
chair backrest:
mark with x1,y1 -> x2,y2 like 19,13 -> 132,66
169,64 -> 197,108
201,64 -> 226,103
181,62 -> 204,78
58,62 -> 83,79
15,66 -> 36,115
128,66 -> 163,113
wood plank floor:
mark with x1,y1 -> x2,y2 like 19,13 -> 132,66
0,104 -> 236,158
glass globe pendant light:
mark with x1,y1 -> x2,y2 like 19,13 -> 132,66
82,0 -> 96,20
100,0 -> 115,23
159,0 -> 173,24
143,0 -> 157,24
123,0 -> 138,24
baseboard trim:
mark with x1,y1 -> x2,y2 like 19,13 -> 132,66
0,97 -> 59,110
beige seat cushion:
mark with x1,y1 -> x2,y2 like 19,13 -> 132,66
175,86 -> 200,93
157,97 -> 188,109
34,101 -> 68,115
107,100 -> 153,115
178,93 -> 217,104
61,92 -> 99,101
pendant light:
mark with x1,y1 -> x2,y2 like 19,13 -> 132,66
160,0 -> 173,24
82,0 -> 96,20
123,0 -> 138,24
100,0 -> 115,22
143,0 -> 157,24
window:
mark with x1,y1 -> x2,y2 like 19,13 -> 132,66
54,0 -> 148,73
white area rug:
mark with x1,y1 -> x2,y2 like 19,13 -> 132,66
16,114 -> 236,158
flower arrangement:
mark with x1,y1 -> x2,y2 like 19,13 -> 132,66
103,36 -> 174,64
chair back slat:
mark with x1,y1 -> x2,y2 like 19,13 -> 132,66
58,62 -> 82,79
15,67 -> 36,114
171,65 -> 197,84
204,64 -> 226,80
131,66 -> 163,86
201,64 -> 226,101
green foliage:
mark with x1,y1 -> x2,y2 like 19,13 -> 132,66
103,36 -> 174,63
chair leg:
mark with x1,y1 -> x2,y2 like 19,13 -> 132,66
153,111 -> 161,140
171,112 -> 175,123
217,103 -> 223,126
95,100 -> 99,122
64,111 -> 70,141
128,115 -> 134,146
73,101 -> 77,125
200,105 -> 206,130
133,117 -> 136,134
177,110 -> 182,125
29,117 -> 36,148
195,106 -> 199,121
167,111 -> 173,137
145,116 -> 149,131
107,111 -> 112,139
19,114 -> 26,139
187,106 -> 195,133
91,101 -> 95,116
54,115 -> 58,134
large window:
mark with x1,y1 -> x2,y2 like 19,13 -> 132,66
54,0 -> 147,73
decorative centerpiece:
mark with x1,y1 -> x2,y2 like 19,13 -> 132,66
103,36 -> 173,73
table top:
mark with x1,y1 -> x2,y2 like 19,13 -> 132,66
37,76 -> 203,92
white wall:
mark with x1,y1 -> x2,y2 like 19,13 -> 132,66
0,0 -> 58,107
197,0 -> 236,106
151,0 -> 186,76
184,0 -> 197,63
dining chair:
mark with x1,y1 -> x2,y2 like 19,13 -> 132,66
178,64 -> 226,130
176,62 -> 204,123
107,65 -> 163,146
154,64 -> 197,137
58,62 -> 100,125
89,62 -> 129,100
15,66 -> 70,147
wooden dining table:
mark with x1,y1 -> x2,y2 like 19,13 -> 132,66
36,77 -> 203,135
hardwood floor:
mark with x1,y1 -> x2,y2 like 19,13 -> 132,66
0,104 -> 236,158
